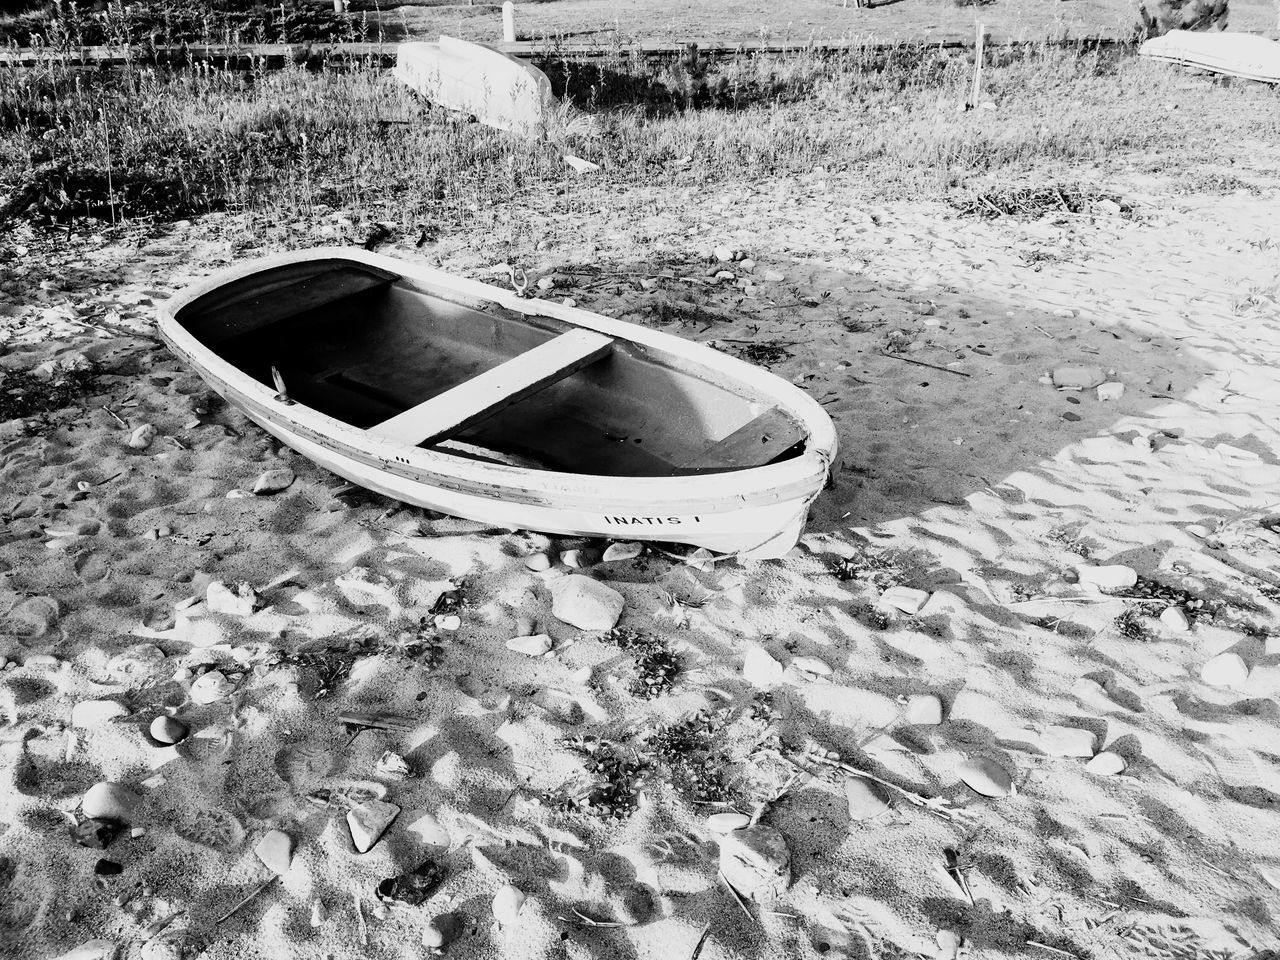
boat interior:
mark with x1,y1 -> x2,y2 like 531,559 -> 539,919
173,259 -> 808,477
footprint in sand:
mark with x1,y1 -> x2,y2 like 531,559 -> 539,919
1,596 -> 59,639
172,807 -> 246,851
274,742 -> 340,793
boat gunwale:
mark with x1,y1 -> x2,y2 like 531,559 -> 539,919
155,247 -> 837,512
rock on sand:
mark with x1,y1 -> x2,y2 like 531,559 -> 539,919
548,575 -> 624,630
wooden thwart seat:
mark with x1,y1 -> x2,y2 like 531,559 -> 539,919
676,406 -> 807,472
369,328 -> 614,448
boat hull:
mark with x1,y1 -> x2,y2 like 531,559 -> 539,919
395,36 -> 555,136
1139,31 -> 1280,83
157,249 -> 837,559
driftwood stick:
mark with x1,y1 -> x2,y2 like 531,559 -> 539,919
878,352 -> 972,378
214,876 -> 277,924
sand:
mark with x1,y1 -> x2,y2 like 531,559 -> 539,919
2,175 -> 1279,960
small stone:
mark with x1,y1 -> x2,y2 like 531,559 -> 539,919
376,751 -> 412,780
493,884 -> 527,928
506,634 -> 553,656
71,819 -> 123,849
904,694 -> 943,725
149,715 -> 188,745
843,777 -> 892,821
1072,564 -> 1137,592
189,670 -> 234,705
422,919 -> 447,949
714,270 -> 736,281
376,860 -> 446,907
560,548 -> 597,569
107,643 -> 166,677
742,646 -> 785,688
957,757 -> 1012,798
1201,652 -> 1249,688
348,799 -> 400,853
790,655 -> 832,677
127,424 -> 157,449
206,580 -> 258,616
1039,725 -> 1096,758
878,586 -> 930,614
252,468 -> 295,495
548,575 -> 624,631
739,259 -> 756,273
936,929 -> 962,960
1052,365 -> 1105,389
718,824 -> 791,901
71,700 -> 128,728
310,900 -> 327,927
762,269 -> 786,283
1096,382 -> 1125,401
536,276 -> 556,292
405,812 -> 450,849
706,812 -> 752,834
524,552 -> 552,572
226,489 -> 251,499
1160,606 -> 1190,632
82,782 -> 142,823
53,940 -> 119,960
254,829 -> 294,874
713,246 -> 735,263
1085,751 -> 1126,775
433,614 -> 461,631
602,541 -> 642,562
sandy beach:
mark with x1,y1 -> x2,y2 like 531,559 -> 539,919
2,169 -> 1280,960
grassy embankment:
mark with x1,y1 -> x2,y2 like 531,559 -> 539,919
1,2 -> 1279,238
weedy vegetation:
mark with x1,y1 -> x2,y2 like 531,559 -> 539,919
2,14 -> 1279,238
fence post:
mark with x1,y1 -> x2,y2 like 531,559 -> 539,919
966,22 -> 985,110
503,1 -> 516,43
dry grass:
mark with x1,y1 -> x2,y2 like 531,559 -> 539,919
1,39 -> 1278,232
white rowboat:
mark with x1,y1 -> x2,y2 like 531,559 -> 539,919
1139,30 -> 1280,84
395,36 -> 555,136
157,249 -> 837,558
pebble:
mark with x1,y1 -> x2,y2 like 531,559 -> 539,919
713,246 -> 735,262
936,930 -> 962,960
71,700 -> 129,728
82,782 -> 142,823
107,643 -> 166,677
1160,606 -> 1190,632
310,900 -> 328,927
149,715 -> 188,745
957,757 -> 1012,798
1085,751 -> 1126,775
844,777 -> 892,821
790,655 -> 832,677
878,586 -> 930,614
1201,652 -> 1249,688
252,468 -> 295,495
254,829 -> 294,874
376,860 -> 447,907
1038,725 -> 1096,758
422,918 -> 447,949
742,646 -> 785,688
904,694 -> 943,725
536,276 -> 556,292
560,548 -> 597,569
127,424 -> 157,449
718,824 -> 792,901
405,811 -> 451,849
506,634 -> 553,656
602,541 -> 642,562
1096,381 -> 1125,401
548,575 -> 624,630
434,614 -> 461,631
1051,365 -> 1105,389
189,670 -> 234,705
1073,563 -> 1137,592
348,799 -> 400,853
739,259 -> 756,273
493,883 -> 526,926
376,751 -> 412,780
706,812 -> 752,834
762,269 -> 786,283
53,940 -> 119,960
206,580 -> 258,616
524,552 -> 552,572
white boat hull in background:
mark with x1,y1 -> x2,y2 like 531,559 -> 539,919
395,35 -> 555,135
1139,30 -> 1280,83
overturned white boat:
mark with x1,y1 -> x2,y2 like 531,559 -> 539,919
394,35 -> 555,135
157,249 -> 837,558
1139,30 -> 1280,84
